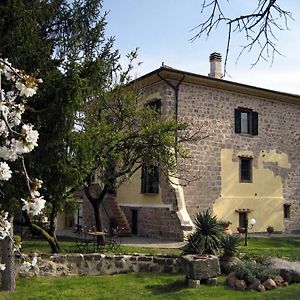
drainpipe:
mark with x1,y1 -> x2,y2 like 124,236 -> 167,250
157,71 -> 185,124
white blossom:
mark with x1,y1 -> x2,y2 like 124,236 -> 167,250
0,58 -> 43,272
22,124 -> 39,147
0,162 -> 12,181
15,81 -> 37,98
0,211 -> 11,240
21,195 -> 46,216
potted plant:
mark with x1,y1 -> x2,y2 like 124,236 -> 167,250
267,226 -> 274,235
219,234 -> 241,274
181,210 -> 222,283
219,220 -> 232,235
182,210 -> 223,256
237,227 -> 246,234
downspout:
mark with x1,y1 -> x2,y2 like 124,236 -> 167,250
157,72 -> 185,125
156,71 -> 194,236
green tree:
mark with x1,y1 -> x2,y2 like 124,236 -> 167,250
74,64 -> 189,237
0,0 -> 119,253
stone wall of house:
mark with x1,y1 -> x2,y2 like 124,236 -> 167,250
121,206 -> 184,240
17,253 -> 182,278
172,81 -> 300,232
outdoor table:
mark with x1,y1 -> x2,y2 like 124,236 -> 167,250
86,231 -> 107,251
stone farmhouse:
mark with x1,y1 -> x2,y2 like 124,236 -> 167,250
57,53 -> 300,241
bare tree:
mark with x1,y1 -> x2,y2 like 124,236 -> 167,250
192,0 -> 293,74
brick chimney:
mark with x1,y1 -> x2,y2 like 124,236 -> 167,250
208,52 -> 223,79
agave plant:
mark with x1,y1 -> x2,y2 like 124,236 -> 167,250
181,210 -> 223,255
219,234 -> 241,258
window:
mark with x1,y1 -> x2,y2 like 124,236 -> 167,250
235,108 -> 258,135
283,204 -> 291,218
239,157 -> 253,182
145,99 -> 161,112
141,164 -> 159,193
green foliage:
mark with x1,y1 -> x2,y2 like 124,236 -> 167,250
220,234 -> 241,258
181,210 -> 223,255
234,261 -> 278,285
0,0 -> 119,245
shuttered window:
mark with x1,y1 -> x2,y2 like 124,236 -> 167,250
141,164 -> 159,193
235,108 -> 258,135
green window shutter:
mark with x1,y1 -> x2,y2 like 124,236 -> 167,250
252,111 -> 258,135
235,109 -> 241,133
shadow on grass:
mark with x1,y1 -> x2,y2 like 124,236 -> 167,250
146,279 -> 186,295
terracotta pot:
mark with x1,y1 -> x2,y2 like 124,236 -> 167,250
237,227 -> 246,234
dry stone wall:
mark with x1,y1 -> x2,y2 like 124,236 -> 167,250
17,253 -> 182,278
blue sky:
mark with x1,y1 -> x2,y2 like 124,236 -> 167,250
103,1 -> 300,94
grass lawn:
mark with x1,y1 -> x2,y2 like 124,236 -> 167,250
238,236 -> 300,261
0,273 -> 300,300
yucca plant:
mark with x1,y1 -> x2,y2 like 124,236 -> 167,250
181,210 -> 223,255
219,234 -> 241,258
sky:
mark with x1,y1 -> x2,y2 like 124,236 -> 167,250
102,0 -> 300,95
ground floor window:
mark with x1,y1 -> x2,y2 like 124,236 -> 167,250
283,204 -> 291,219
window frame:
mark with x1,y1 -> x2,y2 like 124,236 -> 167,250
141,163 -> 159,194
239,157 -> 253,183
283,204 -> 291,219
235,107 -> 258,135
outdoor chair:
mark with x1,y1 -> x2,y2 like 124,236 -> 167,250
75,226 -> 96,253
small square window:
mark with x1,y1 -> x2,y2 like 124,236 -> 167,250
283,204 -> 291,218
240,157 -> 253,182
235,108 -> 258,135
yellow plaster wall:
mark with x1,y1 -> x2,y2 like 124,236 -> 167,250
116,168 -> 164,206
116,91 -> 165,207
213,149 -> 291,232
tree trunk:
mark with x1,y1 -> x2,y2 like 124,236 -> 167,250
83,184 -> 108,245
92,201 -> 105,244
1,217 -> 15,291
31,223 -> 61,253
22,210 -> 60,253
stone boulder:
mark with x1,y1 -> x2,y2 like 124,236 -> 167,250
248,279 -> 261,291
266,258 -> 300,284
235,279 -> 247,291
227,272 -> 238,289
262,278 -> 276,290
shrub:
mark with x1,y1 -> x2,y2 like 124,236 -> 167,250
234,261 -> 278,285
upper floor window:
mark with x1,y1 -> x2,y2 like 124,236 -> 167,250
141,164 -> 159,194
240,157 -> 253,183
235,108 -> 258,135
145,99 -> 161,114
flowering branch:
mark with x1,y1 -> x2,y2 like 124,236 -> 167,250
0,58 -> 45,271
